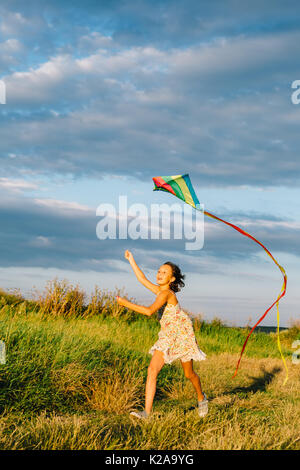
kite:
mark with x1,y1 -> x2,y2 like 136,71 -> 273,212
152,174 -> 288,383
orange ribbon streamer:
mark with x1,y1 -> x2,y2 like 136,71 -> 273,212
203,209 -> 288,383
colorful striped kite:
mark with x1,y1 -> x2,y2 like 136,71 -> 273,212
152,174 -> 288,383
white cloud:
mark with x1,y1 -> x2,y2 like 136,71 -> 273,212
28,235 -> 52,247
0,38 -> 23,53
0,177 -> 39,193
34,197 -> 92,213
6,54 -> 77,102
3,28 -> 299,107
77,31 -> 113,52
0,11 -> 28,36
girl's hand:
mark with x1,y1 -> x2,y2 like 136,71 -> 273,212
124,250 -> 133,262
116,295 -> 126,306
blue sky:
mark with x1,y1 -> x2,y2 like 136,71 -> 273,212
0,0 -> 300,326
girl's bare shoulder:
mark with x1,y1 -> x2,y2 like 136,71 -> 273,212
167,289 -> 178,305
156,289 -> 177,303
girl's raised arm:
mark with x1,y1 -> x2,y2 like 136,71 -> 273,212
125,250 -> 159,295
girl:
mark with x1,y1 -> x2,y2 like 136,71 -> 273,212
116,250 -> 208,419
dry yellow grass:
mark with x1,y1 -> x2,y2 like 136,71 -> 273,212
34,278 -> 87,318
51,362 -> 94,395
85,365 -> 144,414
31,278 -> 137,320
0,411 -> 115,450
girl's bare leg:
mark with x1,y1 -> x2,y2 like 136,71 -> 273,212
180,359 -> 205,401
145,350 -> 165,414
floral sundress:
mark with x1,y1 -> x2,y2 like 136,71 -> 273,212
149,303 -> 207,364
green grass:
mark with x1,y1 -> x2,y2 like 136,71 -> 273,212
0,285 -> 299,450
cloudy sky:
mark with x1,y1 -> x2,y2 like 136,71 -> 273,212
0,0 -> 299,326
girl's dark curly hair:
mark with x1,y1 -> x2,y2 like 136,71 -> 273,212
164,261 -> 185,293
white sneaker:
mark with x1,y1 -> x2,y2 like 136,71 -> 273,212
130,410 -> 149,420
198,393 -> 208,418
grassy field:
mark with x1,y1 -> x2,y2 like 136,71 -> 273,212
0,280 -> 299,450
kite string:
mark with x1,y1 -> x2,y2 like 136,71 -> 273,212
202,209 -> 288,383
277,283 -> 289,386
